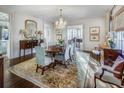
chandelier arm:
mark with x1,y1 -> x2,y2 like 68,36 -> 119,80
60,9 -> 63,17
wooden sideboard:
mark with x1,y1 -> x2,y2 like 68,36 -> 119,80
103,48 -> 122,61
19,40 -> 38,57
0,57 -> 4,88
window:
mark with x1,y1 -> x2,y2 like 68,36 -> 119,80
114,31 -> 124,53
67,25 -> 83,41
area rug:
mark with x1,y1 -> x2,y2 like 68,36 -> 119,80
9,58 -> 79,88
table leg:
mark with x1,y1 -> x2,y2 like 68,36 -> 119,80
24,49 -> 25,57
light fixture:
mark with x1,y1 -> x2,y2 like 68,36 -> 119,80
55,9 -> 67,30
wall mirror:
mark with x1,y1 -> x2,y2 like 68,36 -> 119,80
25,20 -> 37,38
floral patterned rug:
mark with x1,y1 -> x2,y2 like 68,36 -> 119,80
9,58 -> 79,88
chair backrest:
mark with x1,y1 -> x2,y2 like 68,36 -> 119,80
70,43 -> 75,56
114,61 -> 124,79
35,46 -> 45,66
64,44 -> 71,61
112,56 -> 124,79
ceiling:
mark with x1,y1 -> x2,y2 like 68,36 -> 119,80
0,5 -> 113,24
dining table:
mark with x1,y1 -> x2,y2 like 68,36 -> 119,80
46,46 -> 63,57
45,45 -> 64,67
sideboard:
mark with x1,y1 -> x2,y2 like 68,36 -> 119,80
19,40 -> 39,57
0,56 -> 4,88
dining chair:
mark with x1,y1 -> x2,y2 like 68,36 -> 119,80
35,46 -> 54,75
70,42 -> 76,62
94,55 -> 124,88
54,44 -> 71,68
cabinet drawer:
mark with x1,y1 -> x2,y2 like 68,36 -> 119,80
32,41 -> 38,47
26,44 -> 32,48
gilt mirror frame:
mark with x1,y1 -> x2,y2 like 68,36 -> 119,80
25,19 -> 37,37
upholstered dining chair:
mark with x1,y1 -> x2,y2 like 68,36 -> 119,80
35,46 -> 54,75
94,55 -> 124,88
70,42 -> 76,61
54,43 -> 71,68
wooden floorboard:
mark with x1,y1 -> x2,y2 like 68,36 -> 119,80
4,54 -> 39,88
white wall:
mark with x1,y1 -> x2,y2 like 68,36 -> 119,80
68,17 -> 106,51
10,15 -> 106,58
83,18 -> 105,51
44,21 -> 55,46
10,12 -> 44,58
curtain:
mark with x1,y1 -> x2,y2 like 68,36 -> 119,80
114,31 -> 124,53
112,6 -> 124,31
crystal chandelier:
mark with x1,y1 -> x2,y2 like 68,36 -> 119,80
55,9 -> 67,30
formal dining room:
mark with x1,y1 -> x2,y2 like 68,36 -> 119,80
0,5 -> 124,88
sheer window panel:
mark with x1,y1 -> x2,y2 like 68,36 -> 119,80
67,25 -> 83,41
115,31 -> 124,54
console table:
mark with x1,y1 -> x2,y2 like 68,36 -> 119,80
19,40 -> 38,57
0,56 -> 4,88
90,50 -> 101,62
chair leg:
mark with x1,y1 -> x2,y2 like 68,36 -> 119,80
52,63 -> 55,69
94,76 -> 97,88
36,64 -> 39,72
41,67 -> 45,75
67,60 -> 70,65
64,63 -> 67,68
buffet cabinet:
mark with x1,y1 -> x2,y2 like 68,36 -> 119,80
0,57 -> 4,88
19,40 -> 38,57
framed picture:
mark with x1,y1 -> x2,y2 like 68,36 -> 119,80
90,35 -> 99,41
25,19 -> 37,37
56,34 -> 62,40
89,27 -> 100,35
89,26 -> 100,41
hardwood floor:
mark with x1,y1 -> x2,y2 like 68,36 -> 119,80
4,54 -> 39,88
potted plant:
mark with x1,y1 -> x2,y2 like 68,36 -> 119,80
58,39 -> 64,46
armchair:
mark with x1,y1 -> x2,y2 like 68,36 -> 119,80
94,55 -> 124,88
35,46 -> 54,75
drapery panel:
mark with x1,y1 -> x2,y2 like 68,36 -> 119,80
112,6 -> 124,31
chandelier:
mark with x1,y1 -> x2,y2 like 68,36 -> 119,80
55,9 -> 67,30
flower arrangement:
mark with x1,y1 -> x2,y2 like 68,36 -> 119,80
58,39 -> 64,46
35,31 -> 43,39
108,38 -> 115,48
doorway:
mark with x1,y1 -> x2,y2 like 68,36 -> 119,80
0,12 -> 10,58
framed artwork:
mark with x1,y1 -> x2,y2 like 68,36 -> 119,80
90,35 -> 99,41
89,27 -> 100,35
89,26 -> 100,41
25,19 -> 37,37
56,34 -> 62,40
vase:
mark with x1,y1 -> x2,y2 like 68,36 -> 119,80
109,43 -> 115,49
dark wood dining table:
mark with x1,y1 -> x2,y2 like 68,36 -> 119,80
45,45 -> 67,68
45,45 -> 63,57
